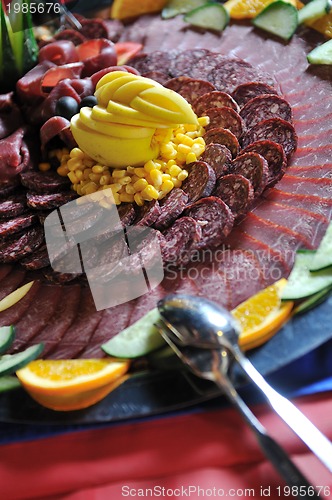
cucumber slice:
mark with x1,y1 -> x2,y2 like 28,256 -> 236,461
102,308 -> 166,358
0,376 -> 20,393
281,250 -> 332,301
162,0 -> 206,19
310,222 -> 332,270
0,343 -> 44,377
293,286 -> 332,315
147,345 -> 182,370
0,325 -> 15,355
298,0 -> 331,24
307,38 -> 332,65
184,3 -> 229,32
252,1 -> 298,41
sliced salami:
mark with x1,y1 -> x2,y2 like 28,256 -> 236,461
161,216 -> 202,266
20,244 -> 50,270
241,117 -> 298,158
200,143 -> 232,179
165,77 -> 215,105
0,226 -> 44,262
204,127 -> 240,158
27,191 -> 77,210
42,267 -> 81,284
180,161 -> 216,202
53,29 -> 87,46
117,202 -> 136,227
169,49 -> 210,78
79,19 -> 110,40
193,91 -> 239,116
0,180 -> 20,199
240,95 -> 292,130
203,106 -> 245,138
232,82 -> 279,108
142,71 -> 169,85
241,140 -> 287,187
20,170 -> 71,193
184,196 -> 234,249
213,174 -> 254,219
154,188 -> 189,230
0,194 -> 27,219
129,50 -> 176,76
231,152 -> 269,197
135,199 -> 161,226
0,213 -> 37,239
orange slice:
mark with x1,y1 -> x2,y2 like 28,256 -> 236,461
111,0 -> 168,20
232,278 -> 294,350
306,12 -> 332,39
16,358 -> 130,411
224,0 -> 297,19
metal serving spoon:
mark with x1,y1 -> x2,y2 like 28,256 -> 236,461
157,294 -> 332,474
155,321 -> 321,498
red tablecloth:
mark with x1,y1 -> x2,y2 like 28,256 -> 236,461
1,392 -> 332,500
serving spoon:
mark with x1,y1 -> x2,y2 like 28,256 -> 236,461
157,294 -> 332,474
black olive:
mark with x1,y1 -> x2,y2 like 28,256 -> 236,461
79,95 -> 98,109
55,96 -> 79,120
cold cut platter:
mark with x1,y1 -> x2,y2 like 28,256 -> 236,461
0,10 -> 331,422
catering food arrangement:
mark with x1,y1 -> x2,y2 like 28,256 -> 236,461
0,0 -> 331,417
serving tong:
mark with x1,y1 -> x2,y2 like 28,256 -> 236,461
155,294 -> 332,497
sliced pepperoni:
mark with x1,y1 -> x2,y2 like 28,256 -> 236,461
213,174 -> 254,219
165,77 -> 215,105
161,216 -> 202,266
180,161 -> 216,202
0,213 -> 36,240
184,196 -> 234,249
204,127 -> 240,158
203,106 -> 245,138
241,139 -> 287,187
20,171 -> 71,193
0,193 -> 27,219
232,82 -> 279,108
241,117 -> 298,158
193,91 -> 239,116
27,191 -> 77,210
200,143 -> 232,179
135,200 -> 161,226
240,95 -> 292,130
154,188 -> 189,230
231,152 -> 269,196
0,226 -> 44,263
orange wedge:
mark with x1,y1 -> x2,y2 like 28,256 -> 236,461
224,0 -> 297,19
16,358 -> 130,411
232,278 -> 293,350
306,12 -> 332,39
111,0 -> 168,20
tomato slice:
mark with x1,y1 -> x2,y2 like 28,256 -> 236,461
114,42 -> 143,65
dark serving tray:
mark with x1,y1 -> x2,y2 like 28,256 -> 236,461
0,294 -> 331,426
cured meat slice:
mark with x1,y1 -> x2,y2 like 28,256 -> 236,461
161,216 -> 202,266
0,268 -> 26,301
135,200 -> 161,226
53,29 -> 87,46
20,171 -> 71,193
184,196 -> 234,249
79,18 -> 110,40
232,82 -> 279,108
276,175 -> 332,199
20,244 -> 50,270
154,188 -> 189,230
0,265 -> 12,282
129,50 -> 176,76
0,214 -> 36,239
264,188 -> 332,219
165,77 -> 215,105
0,226 -> 44,263
0,194 -> 27,219
0,281 -> 41,327
241,140 -> 287,187
27,191 -> 77,210
117,202 -> 136,227
203,106 -> 245,138
204,127 -> 240,158
200,143 -> 232,179
213,174 -> 254,219
240,95 -> 292,130
0,180 -> 20,199
231,152 -> 269,196
142,71 -> 169,85
193,91 -> 239,116
42,267 -> 81,284
169,49 -> 210,78
241,117 -> 298,158
180,161 -> 216,202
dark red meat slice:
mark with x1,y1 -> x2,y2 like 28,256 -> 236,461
241,117 -> 298,158
141,71 -> 169,85
135,200 -> 161,226
169,49 -> 210,78
0,127 -> 31,181
264,188 -> 332,219
0,92 -> 24,140
41,63 -> 84,93
165,77 -> 215,105
40,116 -> 72,151
0,194 -> 27,219
180,161 -> 216,202
184,196 -> 234,249
16,61 -> 55,102
42,267 -> 81,284
0,268 -> 26,301
231,152 -> 269,196
200,143 -> 232,179
129,50 -> 176,75
79,18 -> 110,40
240,95 -> 292,130
27,191 -> 77,210
0,226 -> 44,263
0,265 -> 13,282
193,91 -> 239,116
204,127 -> 240,158
38,40 -> 79,66
0,180 -> 20,199
0,281 -> 41,327
53,29 -> 87,46
76,39 -> 117,78
20,244 -> 50,271
0,214 -> 36,239
154,188 -> 189,230
276,175 -> 332,199
232,82 -> 279,108
91,65 -> 139,87
161,216 -> 202,266
241,140 -> 287,187
103,19 -> 125,42
203,106 -> 245,138
20,171 -> 71,193
213,174 -> 254,219
127,284 -> 166,325
117,203 -> 136,227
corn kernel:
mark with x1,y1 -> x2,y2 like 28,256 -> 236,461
166,159 -> 176,168
184,123 -> 197,132
150,169 -> 163,187
83,168 -> 92,180
134,167 -> 146,178
99,199 -> 112,209
162,173 -> 171,182
92,164 -> 104,174
125,184 -> 136,195
177,144 -> 192,156
38,162 -> 51,172
100,174 -> 111,185
57,165 -> 68,177
67,158 -> 82,171
89,173 -> 102,183
182,135 -> 194,147
133,178 -> 148,191
169,165 -> 182,177
192,144 -> 205,157
75,170 -> 83,180
84,182 -> 98,195
112,169 -> 126,178
68,171 -> 79,184
110,183 -> 122,193
134,193 -> 144,206
141,185 -> 159,200
113,193 -> 121,205
198,116 -> 209,127
83,158 -> 95,168
70,148 -> 85,159
194,137 -> 205,145
186,152 -> 197,164
119,193 -> 135,203
161,180 -> 174,193
126,166 -> 135,174
178,170 -> 188,181
160,143 -> 177,159
172,178 -> 182,188
144,160 -> 156,173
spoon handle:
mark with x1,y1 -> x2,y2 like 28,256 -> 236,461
214,372 -> 322,498
234,349 -> 332,473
